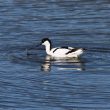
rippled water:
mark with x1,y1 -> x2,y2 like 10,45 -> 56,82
0,0 -> 110,110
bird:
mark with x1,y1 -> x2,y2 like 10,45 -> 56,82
41,38 -> 84,58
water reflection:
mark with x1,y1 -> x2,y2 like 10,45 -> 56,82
41,55 -> 85,72
9,52 -> 85,72
41,56 -> 52,72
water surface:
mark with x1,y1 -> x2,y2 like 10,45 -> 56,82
0,0 -> 110,110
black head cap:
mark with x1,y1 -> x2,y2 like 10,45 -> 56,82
41,38 -> 51,44
41,38 -> 52,49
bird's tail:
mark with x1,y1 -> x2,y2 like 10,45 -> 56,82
74,48 -> 84,56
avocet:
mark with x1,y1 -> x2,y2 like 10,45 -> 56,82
41,38 -> 84,58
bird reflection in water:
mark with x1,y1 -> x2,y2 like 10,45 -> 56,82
41,55 -> 85,72
41,55 -> 52,72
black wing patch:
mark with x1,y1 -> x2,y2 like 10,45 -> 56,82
53,47 -> 70,53
53,48 -> 59,53
66,48 -> 78,55
61,46 -> 69,49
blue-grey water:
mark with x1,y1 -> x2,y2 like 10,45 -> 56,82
0,0 -> 110,110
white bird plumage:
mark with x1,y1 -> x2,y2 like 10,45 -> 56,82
41,38 -> 84,58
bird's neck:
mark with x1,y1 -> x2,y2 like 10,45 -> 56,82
45,43 -> 51,55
